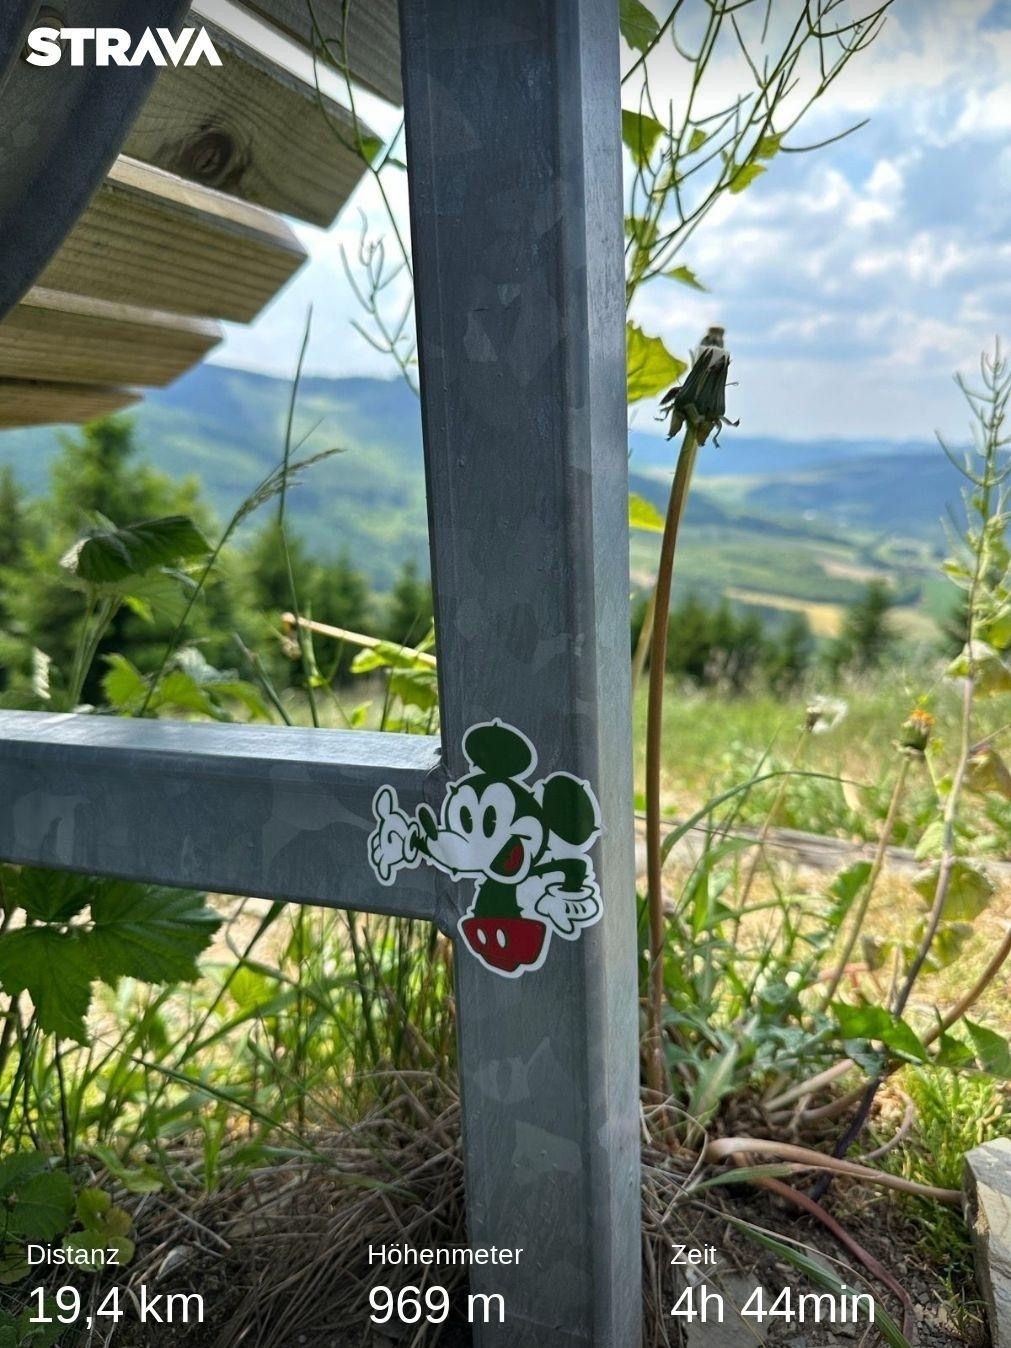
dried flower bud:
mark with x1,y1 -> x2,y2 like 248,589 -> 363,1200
898,708 -> 934,755
658,342 -> 737,445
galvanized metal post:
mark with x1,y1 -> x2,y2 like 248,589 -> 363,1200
401,2 -> 641,1342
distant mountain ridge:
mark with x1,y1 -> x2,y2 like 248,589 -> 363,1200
0,365 -> 963,600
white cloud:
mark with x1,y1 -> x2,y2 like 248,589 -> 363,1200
213,0 -> 1011,442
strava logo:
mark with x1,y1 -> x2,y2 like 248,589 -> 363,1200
25,27 -> 223,68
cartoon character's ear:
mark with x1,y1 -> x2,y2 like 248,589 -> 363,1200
541,773 -> 599,846
463,721 -> 535,779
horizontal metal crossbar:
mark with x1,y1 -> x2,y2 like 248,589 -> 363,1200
0,712 -> 443,920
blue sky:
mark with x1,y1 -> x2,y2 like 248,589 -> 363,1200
212,1 -> 1011,444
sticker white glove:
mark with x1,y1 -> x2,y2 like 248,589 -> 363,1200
533,882 -> 601,938
369,786 -> 420,885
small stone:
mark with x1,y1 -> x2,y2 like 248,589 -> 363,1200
964,1138 -> 1011,1347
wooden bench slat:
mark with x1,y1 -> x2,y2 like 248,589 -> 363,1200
125,5 -> 374,228
37,156 -> 306,325
0,289 -> 221,388
223,0 -> 402,105
0,381 -> 140,430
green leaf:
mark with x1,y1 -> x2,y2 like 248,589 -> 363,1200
687,127 -> 708,154
911,859 -> 994,922
351,641 -> 432,674
62,516 -> 209,585
0,1251 -> 30,1285
621,109 -> 666,165
626,322 -> 686,403
728,161 -> 766,194
63,1231 -> 135,1270
4,1169 -> 74,1240
619,0 -> 659,52
0,929 -> 93,1042
84,883 -> 220,987
358,135 -> 384,163
101,653 -> 148,712
629,493 -> 665,533
832,1002 -> 927,1061
76,1188 -> 111,1227
388,668 -> 438,712
88,1147 -> 163,1196
916,920 -> 972,971
933,1030 -> 975,1070
664,264 -> 708,292
0,1155 -> 46,1193
914,818 -> 946,860
965,1019 -> 1011,1077
756,133 -> 782,159
947,641 -> 1011,695
827,861 -> 872,911
6,868 -> 92,923
625,215 -> 658,249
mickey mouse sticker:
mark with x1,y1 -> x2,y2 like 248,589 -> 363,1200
367,720 -> 603,977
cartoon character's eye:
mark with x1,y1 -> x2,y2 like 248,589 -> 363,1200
421,809 -> 438,840
460,805 -> 474,833
482,806 -> 497,838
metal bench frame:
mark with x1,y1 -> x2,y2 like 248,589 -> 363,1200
0,2 -> 641,1342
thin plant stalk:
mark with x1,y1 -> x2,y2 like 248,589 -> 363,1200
732,724 -> 808,935
645,425 -> 699,1096
819,754 -> 911,1009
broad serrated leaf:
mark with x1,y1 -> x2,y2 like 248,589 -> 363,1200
911,859 -> 994,922
101,654 -> 148,712
62,516 -> 209,585
6,868 -> 92,923
0,929 -> 92,1042
728,161 -> 766,194
619,0 -> 659,52
627,322 -> 686,403
4,1169 -> 74,1240
629,493 -> 665,533
84,883 -> 220,987
621,108 -> 666,165
388,668 -> 438,712
665,264 -> 708,292
965,1018 -> 1011,1077
0,1154 -> 47,1193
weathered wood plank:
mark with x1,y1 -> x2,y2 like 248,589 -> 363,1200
965,1139 -> 1011,1347
225,0 -> 401,105
0,288 -> 221,388
37,156 -> 305,325
0,381 -> 139,430
125,2 -> 373,228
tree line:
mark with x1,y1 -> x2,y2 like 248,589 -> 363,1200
0,417 -> 895,710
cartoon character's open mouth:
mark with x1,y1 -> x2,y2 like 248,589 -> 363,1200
491,836 -> 525,878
